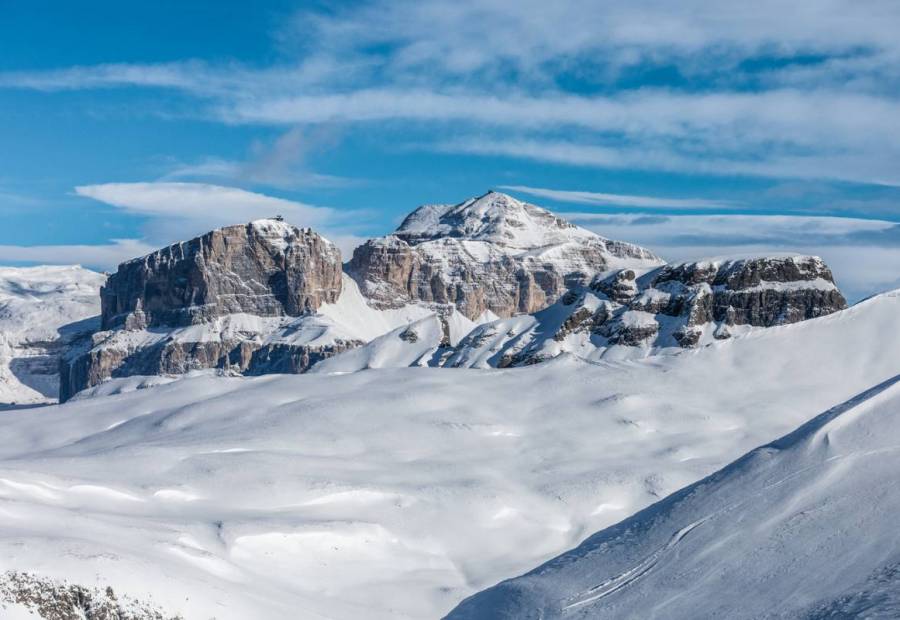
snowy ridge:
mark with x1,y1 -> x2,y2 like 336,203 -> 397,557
0,290 -> 896,618
311,315 -> 449,373
448,371 -> 900,619
398,191 -> 595,247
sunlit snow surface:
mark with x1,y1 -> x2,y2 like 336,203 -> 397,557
0,291 -> 897,619
449,374 -> 900,619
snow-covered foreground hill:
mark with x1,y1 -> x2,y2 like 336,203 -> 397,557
448,374 -> 900,619
0,291 -> 897,619
0,266 -> 104,405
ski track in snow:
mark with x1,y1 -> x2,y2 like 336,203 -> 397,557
563,517 -> 710,610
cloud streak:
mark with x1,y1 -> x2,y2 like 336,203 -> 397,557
500,185 -> 736,209
74,182 -> 335,226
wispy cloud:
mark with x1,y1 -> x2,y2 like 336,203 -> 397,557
162,127 -> 355,190
2,1 -> 900,187
500,185 -> 736,210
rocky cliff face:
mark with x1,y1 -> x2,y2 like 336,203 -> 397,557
346,191 -> 663,320
446,254 -> 848,367
626,255 -> 847,346
60,319 -> 361,402
101,219 -> 342,330
60,220 -> 348,401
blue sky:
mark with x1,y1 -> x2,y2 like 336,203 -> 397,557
2,0 -> 900,300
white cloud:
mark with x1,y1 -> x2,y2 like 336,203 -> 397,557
500,185 -> 736,209
286,0 -> 900,84
444,135 -> 900,188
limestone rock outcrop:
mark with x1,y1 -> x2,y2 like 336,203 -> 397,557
60,220 -> 348,401
101,219 -> 342,330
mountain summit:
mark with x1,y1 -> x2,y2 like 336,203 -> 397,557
347,191 -> 663,320
395,190 -> 602,247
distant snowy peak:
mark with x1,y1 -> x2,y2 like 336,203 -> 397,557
394,191 -> 661,260
0,266 -> 104,404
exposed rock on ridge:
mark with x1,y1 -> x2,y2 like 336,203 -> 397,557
60,320 -> 360,402
447,254 -> 848,368
346,191 -> 663,320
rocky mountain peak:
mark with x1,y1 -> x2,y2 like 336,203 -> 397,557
347,191 -> 663,319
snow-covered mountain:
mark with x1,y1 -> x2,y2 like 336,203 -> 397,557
0,289 -> 896,619
54,196 -> 851,400
0,266 -> 105,405
448,371 -> 900,619
346,191 -> 663,320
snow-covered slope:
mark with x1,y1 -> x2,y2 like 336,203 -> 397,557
393,191 -> 648,254
310,315 -> 451,373
0,291 -> 896,618
0,266 -> 105,405
448,373 -> 900,619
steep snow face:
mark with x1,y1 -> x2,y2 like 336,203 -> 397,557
0,266 -> 105,404
448,373 -> 900,620
0,291 -> 897,619
346,191 -> 663,319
